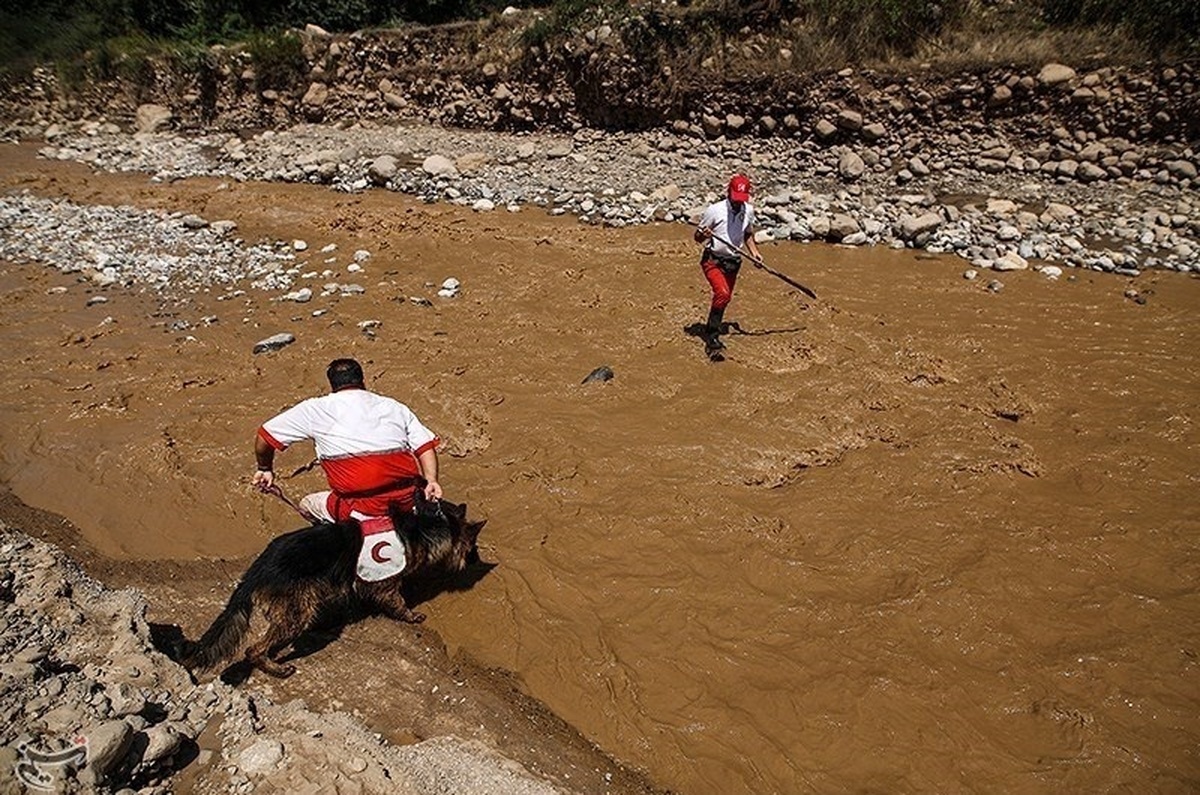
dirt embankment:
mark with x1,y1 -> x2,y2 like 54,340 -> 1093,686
1,12 -> 1196,153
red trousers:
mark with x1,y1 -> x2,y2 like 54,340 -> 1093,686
702,257 -> 739,310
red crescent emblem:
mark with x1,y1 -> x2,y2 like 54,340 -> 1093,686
371,541 -> 392,563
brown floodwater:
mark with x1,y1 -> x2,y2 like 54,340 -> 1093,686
1,145 -> 1198,794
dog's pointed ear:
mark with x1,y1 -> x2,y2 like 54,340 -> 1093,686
467,519 -> 485,540
442,501 -> 466,522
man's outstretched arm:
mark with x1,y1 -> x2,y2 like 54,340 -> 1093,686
417,447 -> 442,500
253,433 -> 277,489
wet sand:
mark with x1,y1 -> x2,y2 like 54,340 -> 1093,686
2,144 -> 1198,794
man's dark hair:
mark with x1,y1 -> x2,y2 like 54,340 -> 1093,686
327,358 -> 365,391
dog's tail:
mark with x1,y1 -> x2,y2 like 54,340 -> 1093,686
179,579 -> 253,671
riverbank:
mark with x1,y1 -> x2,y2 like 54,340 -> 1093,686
9,108 -> 1200,296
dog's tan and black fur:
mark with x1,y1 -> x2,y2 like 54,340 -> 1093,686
180,493 -> 484,679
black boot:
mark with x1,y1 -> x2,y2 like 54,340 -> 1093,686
705,307 -> 726,351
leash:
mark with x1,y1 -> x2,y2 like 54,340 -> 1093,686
287,457 -> 320,478
704,230 -> 818,300
259,482 -> 313,522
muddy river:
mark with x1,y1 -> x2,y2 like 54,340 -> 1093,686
1,146 -> 1197,794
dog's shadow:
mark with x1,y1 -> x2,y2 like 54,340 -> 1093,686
149,558 -> 497,686
405,555 -> 497,610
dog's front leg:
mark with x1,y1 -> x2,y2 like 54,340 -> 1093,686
364,581 -> 425,624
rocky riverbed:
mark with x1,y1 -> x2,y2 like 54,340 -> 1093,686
0,21 -> 1197,791
11,104 -> 1198,300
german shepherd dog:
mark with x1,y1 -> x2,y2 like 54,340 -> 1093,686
180,491 -> 484,679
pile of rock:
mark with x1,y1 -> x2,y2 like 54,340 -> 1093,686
2,15 -> 1196,280
0,19 -> 1195,161
0,194 -> 296,292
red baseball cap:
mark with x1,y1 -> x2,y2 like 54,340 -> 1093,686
728,174 -> 751,202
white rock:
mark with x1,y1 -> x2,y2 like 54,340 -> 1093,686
293,240 -> 308,251
1038,63 -> 1077,85
238,739 -> 284,777
422,155 -> 457,176
134,104 -> 172,134
993,252 -> 1029,271
252,333 -> 295,354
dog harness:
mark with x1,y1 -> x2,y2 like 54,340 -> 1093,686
352,512 -> 407,581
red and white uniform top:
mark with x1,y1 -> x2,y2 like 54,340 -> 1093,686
699,198 -> 756,257
258,388 -> 438,519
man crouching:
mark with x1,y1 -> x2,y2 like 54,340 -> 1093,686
252,358 -> 442,522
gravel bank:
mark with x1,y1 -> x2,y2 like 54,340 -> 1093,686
18,119 -> 1200,293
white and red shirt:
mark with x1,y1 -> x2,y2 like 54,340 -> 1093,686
699,199 -> 756,257
258,388 -> 439,519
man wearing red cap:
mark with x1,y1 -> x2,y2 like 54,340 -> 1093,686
693,174 -> 764,358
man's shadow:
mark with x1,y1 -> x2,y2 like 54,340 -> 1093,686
150,557 -> 496,686
682,320 -> 805,340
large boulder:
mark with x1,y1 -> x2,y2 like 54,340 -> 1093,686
368,155 -> 398,185
828,213 -> 860,241
422,155 -> 457,176
134,104 -> 172,133
1038,63 -> 1076,85
898,212 -> 943,240
838,151 -> 866,180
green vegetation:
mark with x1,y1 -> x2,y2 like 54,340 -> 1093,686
1041,0 -> 1199,53
243,30 -> 307,92
520,0 -> 611,49
0,0 -> 1195,80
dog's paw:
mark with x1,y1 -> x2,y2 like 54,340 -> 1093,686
268,663 -> 297,679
